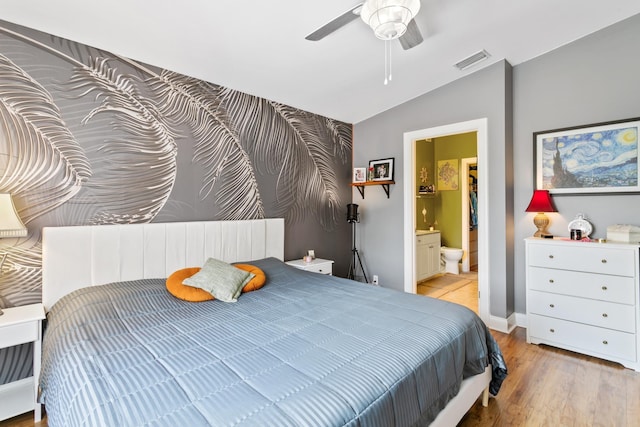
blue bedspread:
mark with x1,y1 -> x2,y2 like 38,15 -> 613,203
40,257 -> 506,426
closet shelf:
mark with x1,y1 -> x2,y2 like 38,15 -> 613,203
351,180 -> 394,199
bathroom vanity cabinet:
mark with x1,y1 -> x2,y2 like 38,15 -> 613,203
525,237 -> 640,371
416,231 -> 441,282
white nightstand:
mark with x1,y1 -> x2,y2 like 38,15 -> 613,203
0,303 -> 45,422
285,258 -> 334,275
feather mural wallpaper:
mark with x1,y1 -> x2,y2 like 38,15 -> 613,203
0,21 -> 352,384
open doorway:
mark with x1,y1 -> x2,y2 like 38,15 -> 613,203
403,119 -> 489,325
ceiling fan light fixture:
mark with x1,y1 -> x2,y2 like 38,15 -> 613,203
360,0 -> 421,40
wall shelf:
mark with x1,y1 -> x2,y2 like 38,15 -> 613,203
416,192 -> 437,198
351,180 -> 395,199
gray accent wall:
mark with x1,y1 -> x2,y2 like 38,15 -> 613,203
354,61 -> 514,319
354,12 -> 640,323
0,19 -> 353,312
0,20 -> 353,385
513,13 -> 640,314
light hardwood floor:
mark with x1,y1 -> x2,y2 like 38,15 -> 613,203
460,327 -> 640,426
418,271 -> 479,314
3,279 -> 640,427
424,272 -> 640,426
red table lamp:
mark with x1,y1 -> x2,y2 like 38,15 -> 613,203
525,190 -> 557,237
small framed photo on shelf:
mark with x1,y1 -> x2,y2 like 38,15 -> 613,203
353,167 -> 367,183
368,158 -> 394,181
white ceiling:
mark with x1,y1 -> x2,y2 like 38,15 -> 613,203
1,1 -> 640,124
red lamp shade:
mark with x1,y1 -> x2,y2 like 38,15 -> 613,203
525,190 -> 556,213
525,190 -> 556,237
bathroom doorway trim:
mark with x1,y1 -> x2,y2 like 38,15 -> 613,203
403,118 -> 489,324
461,157 -> 477,273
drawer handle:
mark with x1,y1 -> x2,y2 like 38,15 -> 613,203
601,286 -> 608,291
548,255 -> 554,259
601,259 -> 607,264
603,340 -> 608,345
549,304 -> 555,308
602,313 -> 608,318
549,328 -> 555,333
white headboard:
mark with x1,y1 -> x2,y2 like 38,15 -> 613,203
42,219 -> 284,311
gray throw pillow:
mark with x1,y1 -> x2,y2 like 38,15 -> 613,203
183,257 -> 254,302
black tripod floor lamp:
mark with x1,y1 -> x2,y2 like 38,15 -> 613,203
346,203 -> 369,283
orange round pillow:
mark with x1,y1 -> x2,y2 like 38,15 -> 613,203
234,264 -> 266,292
166,267 -> 215,302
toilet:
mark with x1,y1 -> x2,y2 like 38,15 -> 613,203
441,247 -> 464,275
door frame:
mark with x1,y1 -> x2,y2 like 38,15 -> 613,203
403,118 -> 489,324
461,157 -> 477,273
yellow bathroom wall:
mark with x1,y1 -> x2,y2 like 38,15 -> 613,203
415,140 -> 435,229
433,132 -> 477,248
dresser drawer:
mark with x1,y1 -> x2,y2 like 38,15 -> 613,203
528,267 -> 636,304
528,243 -> 635,277
528,314 -> 636,362
528,290 -> 636,333
304,262 -> 332,275
0,320 -> 39,348
285,259 -> 334,275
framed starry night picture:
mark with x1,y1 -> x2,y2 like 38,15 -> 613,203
534,117 -> 640,194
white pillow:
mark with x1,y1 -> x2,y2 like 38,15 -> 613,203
183,257 -> 254,302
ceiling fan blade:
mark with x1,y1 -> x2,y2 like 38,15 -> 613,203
305,3 -> 363,41
399,19 -> 424,50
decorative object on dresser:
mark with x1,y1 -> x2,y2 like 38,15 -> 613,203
606,224 -> 640,243
525,237 -> 640,371
0,303 -> 45,422
525,189 -> 557,237
285,258 -> 334,275
567,213 -> 593,240
346,203 -> 369,283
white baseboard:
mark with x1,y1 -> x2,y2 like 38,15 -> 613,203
488,312 -> 519,334
514,312 -> 527,328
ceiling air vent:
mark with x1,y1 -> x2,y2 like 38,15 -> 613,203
454,49 -> 491,71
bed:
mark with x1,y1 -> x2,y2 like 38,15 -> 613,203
39,219 -> 506,426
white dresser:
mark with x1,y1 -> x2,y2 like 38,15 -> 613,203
525,237 -> 640,370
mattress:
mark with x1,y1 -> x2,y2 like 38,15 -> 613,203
40,257 -> 506,426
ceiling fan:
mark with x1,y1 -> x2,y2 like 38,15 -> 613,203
305,1 -> 424,50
